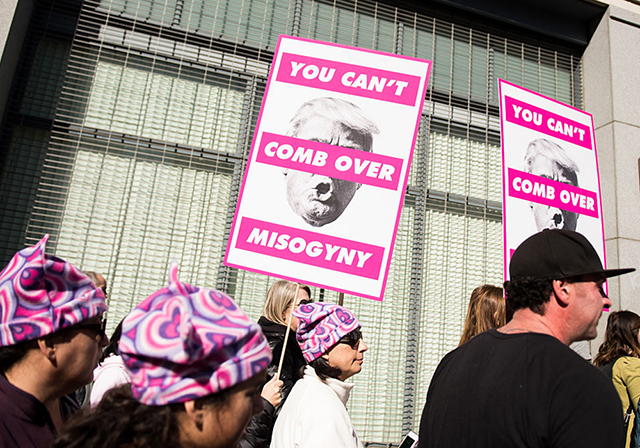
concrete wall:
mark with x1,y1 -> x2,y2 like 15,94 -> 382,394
583,2 -> 640,350
0,0 -> 32,124
0,0 -> 20,58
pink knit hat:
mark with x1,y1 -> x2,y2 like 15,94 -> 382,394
294,302 -> 360,362
119,261 -> 272,406
0,235 -> 107,346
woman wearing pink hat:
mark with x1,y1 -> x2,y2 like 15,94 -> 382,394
270,302 -> 368,448
0,235 -> 109,448
54,261 -> 272,448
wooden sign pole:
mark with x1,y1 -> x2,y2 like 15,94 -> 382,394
276,283 -> 300,381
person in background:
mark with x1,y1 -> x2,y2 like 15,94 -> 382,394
593,310 -> 640,448
84,271 -> 108,299
241,280 -> 312,448
459,284 -> 508,346
74,271 -> 110,407
54,261 -> 271,448
271,302 -> 368,448
90,319 -> 130,406
0,235 -> 108,448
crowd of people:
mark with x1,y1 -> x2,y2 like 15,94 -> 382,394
0,228 -> 637,448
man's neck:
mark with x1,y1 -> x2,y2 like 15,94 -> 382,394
4,356 -> 63,411
498,308 -> 570,345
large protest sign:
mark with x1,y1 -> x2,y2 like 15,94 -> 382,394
225,35 -> 431,301
499,79 -> 606,280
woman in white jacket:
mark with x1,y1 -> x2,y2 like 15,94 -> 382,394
90,320 -> 131,406
270,302 -> 368,448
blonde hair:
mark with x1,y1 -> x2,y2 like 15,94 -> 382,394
459,284 -> 506,346
263,280 -> 311,326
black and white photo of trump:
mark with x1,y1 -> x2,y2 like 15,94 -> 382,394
282,97 -> 379,228
524,138 -> 580,231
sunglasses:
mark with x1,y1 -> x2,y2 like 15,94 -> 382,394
338,328 -> 363,349
298,299 -> 313,306
73,315 -> 107,340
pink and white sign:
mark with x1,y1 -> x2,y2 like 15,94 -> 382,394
499,79 -> 607,281
225,35 -> 431,301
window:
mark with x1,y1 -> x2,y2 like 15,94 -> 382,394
25,0 -> 582,443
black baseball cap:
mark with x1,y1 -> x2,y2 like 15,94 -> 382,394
510,229 -> 635,280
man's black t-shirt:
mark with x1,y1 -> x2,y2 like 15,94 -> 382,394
419,330 -> 624,448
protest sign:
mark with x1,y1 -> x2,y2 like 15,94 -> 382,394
225,35 -> 431,301
499,79 -> 606,281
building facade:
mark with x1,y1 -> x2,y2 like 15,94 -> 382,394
1,0 -> 639,444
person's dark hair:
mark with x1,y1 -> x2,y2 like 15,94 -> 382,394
504,277 -> 554,315
0,339 -> 38,373
100,319 -> 124,363
593,311 -> 640,367
309,356 -> 342,381
55,384 -> 232,448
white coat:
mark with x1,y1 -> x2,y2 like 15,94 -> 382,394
270,366 -> 363,448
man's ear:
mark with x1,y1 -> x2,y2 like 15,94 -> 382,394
552,279 -> 571,307
37,337 -> 57,365
183,399 -> 204,428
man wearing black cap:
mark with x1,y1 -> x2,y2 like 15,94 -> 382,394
418,229 -> 634,448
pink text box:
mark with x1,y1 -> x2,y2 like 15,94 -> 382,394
508,168 -> 598,218
236,217 -> 384,279
276,53 -> 421,107
504,96 -> 592,150
256,132 -> 403,191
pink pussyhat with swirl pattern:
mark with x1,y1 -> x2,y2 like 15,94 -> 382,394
119,261 -> 272,406
293,302 -> 360,362
0,235 -> 107,346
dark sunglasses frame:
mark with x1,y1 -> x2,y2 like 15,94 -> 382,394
72,316 -> 107,339
338,328 -> 363,349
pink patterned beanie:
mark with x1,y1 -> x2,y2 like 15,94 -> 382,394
0,235 -> 107,346
294,302 -> 360,362
119,261 -> 272,406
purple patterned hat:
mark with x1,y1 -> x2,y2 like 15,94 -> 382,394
294,302 -> 360,362
119,261 -> 272,406
0,235 -> 108,346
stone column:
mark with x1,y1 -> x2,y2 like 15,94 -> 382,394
583,4 -> 640,348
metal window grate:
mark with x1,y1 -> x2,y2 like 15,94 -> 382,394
21,0 -> 582,443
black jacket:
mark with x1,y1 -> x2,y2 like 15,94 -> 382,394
239,317 -> 307,448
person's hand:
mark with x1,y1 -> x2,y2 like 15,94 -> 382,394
260,376 -> 283,407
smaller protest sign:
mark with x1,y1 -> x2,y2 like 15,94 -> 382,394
499,79 -> 606,280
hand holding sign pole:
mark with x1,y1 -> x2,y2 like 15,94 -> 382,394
276,282 -> 301,381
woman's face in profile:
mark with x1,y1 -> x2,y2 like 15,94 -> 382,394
324,330 -> 368,381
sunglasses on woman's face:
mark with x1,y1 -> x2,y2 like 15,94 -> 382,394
338,328 -> 363,349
